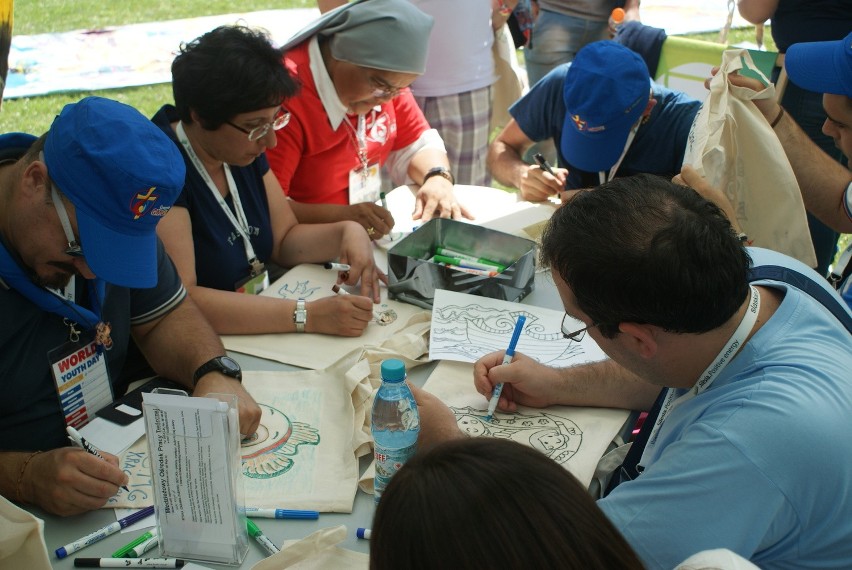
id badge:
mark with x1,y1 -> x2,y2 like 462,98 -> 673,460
235,270 -> 270,295
348,162 -> 382,204
48,337 -> 113,428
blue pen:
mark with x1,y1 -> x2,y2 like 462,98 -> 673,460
485,315 -> 526,422
244,507 -> 319,519
55,506 -> 155,559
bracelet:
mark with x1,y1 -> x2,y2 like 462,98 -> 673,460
16,451 -> 41,504
737,232 -> 749,243
769,106 -> 785,129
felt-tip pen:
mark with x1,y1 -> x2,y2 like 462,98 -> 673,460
55,505 -> 155,558
67,426 -> 130,492
356,528 -> 372,540
247,519 -> 280,557
73,559 -> 184,568
485,315 -> 526,422
111,528 -> 159,558
435,247 -> 505,272
433,254 -> 502,273
323,262 -> 351,271
244,507 -> 319,519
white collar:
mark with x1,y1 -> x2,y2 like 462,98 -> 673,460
308,36 -> 349,131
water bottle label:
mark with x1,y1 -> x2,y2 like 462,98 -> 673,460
373,443 -> 416,500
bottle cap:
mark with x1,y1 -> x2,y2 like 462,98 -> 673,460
380,359 -> 406,382
610,7 -> 625,24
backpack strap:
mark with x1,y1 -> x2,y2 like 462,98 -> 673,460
748,265 -> 852,334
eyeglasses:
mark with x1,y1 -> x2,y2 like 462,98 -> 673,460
561,313 -> 597,342
51,184 -> 84,258
368,76 -> 404,100
226,106 -> 291,142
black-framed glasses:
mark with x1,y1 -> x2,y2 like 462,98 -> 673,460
561,313 -> 596,342
226,106 -> 291,142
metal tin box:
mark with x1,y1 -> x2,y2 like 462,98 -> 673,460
387,219 -> 537,308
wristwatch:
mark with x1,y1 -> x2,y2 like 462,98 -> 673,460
422,166 -> 454,186
192,355 -> 242,386
294,298 -> 307,333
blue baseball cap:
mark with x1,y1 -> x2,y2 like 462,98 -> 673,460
561,41 -> 650,173
44,97 -> 186,288
785,31 -> 852,98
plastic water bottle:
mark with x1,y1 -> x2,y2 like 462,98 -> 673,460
372,359 -> 420,503
609,7 -> 625,35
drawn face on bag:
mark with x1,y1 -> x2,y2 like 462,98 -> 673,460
822,94 -> 852,162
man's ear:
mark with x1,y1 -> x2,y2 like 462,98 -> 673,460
643,97 -> 657,117
21,160 -> 49,197
618,322 -> 659,359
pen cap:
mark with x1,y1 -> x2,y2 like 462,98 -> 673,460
610,7 -> 625,25
380,359 -> 406,383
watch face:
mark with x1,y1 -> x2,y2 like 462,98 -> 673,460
221,356 -> 241,373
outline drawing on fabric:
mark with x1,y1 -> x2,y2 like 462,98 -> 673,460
451,405 -> 583,464
431,303 -> 586,366
241,403 -> 320,480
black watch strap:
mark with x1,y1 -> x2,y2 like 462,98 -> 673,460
422,166 -> 454,186
192,355 -> 242,386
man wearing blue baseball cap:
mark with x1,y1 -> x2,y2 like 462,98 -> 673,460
725,31 -> 852,305
488,40 -> 701,201
0,96 -> 261,516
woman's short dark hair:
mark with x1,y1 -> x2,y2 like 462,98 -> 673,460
541,174 -> 751,338
171,25 -> 299,129
370,438 -> 645,570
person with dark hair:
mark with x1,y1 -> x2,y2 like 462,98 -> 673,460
154,25 -> 383,337
371,437 -> 644,570
266,0 -> 471,239
415,173 -> 852,567
0,96 -> 260,515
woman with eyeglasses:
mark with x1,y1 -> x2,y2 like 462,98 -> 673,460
152,25 -> 383,337
265,0 -> 472,240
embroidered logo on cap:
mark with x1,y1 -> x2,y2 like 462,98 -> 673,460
130,187 -> 160,220
571,115 -> 587,132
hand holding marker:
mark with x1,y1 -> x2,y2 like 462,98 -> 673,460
66,426 -> 129,492
485,315 -> 526,422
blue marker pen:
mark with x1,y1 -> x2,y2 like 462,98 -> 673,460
485,315 -> 526,422
244,507 -> 319,519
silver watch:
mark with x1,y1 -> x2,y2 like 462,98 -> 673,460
294,298 -> 307,333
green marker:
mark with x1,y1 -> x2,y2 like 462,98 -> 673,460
247,519 -> 280,557
435,247 -> 505,272
111,528 -> 158,558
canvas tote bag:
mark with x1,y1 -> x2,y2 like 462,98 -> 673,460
682,49 -> 817,267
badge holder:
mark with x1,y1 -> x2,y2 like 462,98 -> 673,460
142,388 -> 248,566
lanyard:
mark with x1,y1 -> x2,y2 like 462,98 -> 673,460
646,285 -> 761,448
598,122 -> 640,185
0,241 -> 111,348
176,122 -> 264,276
344,109 -> 376,173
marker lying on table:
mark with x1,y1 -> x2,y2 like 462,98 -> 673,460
356,528 -> 372,540
67,426 -> 130,492
247,518 -> 280,557
56,505 -> 155,558
323,262 -> 351,271
74,559 -> 183,568
434,247 -> 505,272
485,315 -> 526,422
245,507 -> 319,519
112,528 -> 159,558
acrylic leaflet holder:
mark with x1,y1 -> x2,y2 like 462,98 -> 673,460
142,389 -> 248,565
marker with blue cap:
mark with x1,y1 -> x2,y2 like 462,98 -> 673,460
244,507 -> 319,519
55,506 -> 155,559
485,315 -> 526,422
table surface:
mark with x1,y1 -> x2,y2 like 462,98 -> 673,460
34,190 -> 596,568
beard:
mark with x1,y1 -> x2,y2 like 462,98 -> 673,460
30,261 -> 77,290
